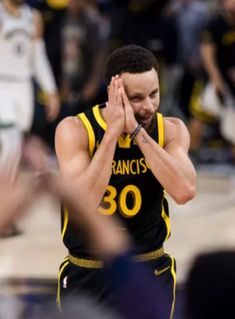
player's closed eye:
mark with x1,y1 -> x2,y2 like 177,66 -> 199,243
150,91 -> 158,98
130,96 -> 142,102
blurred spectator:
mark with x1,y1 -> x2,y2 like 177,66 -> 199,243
27,0 -> 67,151
0,0 -> 60,237
107,0 -> 170,60
157,2 -> 181,116
60,0 -> 109,113
120,0 -> 168,52
185,250 -> 235,319
0,133 -> 52,234
189,0 -> 235,160
174,0 -> 209,120
28,0 -> 68,86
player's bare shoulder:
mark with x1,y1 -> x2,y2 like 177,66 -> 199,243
163,117 -> 190,147
55,116 -> 89,150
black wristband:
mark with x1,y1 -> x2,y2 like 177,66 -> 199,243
130,124 -> 142,140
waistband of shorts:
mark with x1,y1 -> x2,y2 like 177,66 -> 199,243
68,246 -> 164,268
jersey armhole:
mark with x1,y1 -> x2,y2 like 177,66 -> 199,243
156,112 -> 164,148
77,113 -> 96,157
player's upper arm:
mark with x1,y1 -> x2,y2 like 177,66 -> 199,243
55,116 -> 91,179
164,118 -> 190,158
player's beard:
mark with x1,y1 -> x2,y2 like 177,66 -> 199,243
135,114 -> 154,130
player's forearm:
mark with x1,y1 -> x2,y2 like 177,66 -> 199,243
135,129 -> 196,204
78,129 -> 118,208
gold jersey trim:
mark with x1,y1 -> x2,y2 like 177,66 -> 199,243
162,195 -> 171,241
162,208 -> 171,240
61,112 -> 96,241
156,112 -> 164,147
93,104 -> 106,130
93,106 -> 166,149
77,112 -> 96,156
69,254 -> 103,268
57,257 -> 69,310
68,246 -> 164,268
93,105 -> 131,148
169,256 -> 177,319
153,254 -> 176,318
61,207 -> 69,240
157,115 -> 170,243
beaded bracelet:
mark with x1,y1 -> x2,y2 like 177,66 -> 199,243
130,124 -> 142,140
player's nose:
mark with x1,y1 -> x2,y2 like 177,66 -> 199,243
143,97 -> 155,114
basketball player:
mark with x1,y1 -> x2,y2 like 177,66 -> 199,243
55,45 -> 196,319
0,0 -> 60,235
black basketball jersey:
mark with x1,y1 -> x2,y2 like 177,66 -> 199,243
62,104 -> 171,257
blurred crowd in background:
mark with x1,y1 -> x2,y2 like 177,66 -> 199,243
25,0 -> 235,165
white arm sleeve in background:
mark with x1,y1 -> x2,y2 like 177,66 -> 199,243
32,39 -> 57,94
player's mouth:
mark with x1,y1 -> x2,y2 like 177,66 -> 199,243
139,116 -> 153,128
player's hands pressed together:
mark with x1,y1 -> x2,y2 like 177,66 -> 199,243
105,75 -> 125,138
120,86 -> 139,134
106,75 -> 140,137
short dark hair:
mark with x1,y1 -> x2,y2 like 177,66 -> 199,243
104,45 -> 159,85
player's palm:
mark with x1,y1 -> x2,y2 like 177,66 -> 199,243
106,76 -> 125,136
121,88 -> 138,134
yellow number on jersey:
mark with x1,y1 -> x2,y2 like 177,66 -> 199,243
98,185 -> 142,218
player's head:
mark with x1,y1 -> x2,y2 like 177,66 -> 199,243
104,45 -> 159,85
104,45 -> 160,129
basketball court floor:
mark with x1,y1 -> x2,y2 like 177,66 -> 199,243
0,162 -> 234,317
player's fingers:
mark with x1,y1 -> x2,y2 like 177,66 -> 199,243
113,75 -> 120,106
108,76 -> 115,106
120,87 -> 129,105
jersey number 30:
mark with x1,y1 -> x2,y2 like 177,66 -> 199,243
98,185 -> 142,218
